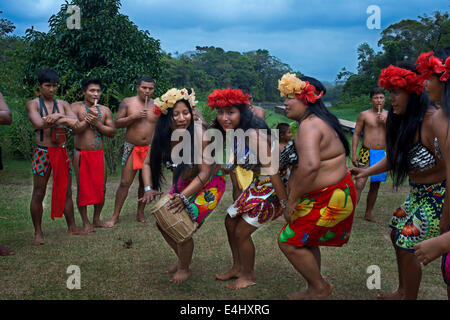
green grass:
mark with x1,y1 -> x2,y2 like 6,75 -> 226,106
0,159 -> 447,300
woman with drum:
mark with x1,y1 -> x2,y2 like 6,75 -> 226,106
208,88 -> 289,290
139,88 -> 226,283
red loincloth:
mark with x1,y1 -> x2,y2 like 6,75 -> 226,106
47,147 -> 70,220
132,145 -> 150,170
78,149 -> 104,207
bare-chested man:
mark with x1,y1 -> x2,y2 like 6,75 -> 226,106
26,68 -> 86,246
106,76 -> 159,227
71,78 -> 115,233
0,92 -> 14,256
351,87 -> 388,223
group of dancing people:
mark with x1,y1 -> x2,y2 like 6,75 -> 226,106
0,46 -> 450,300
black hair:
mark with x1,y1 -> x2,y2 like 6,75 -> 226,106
81,77 -> 102,91
433,47 -> 450,120
150,99 -> 195,191
37,68 -> 59,84
276,122 -> 290,136
299,76 -> 350,156
137,76 -> 155,86
385,62 -> 431,187
370,87 -> 385,98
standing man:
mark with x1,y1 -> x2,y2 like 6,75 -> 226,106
26,68 -> 86,246
0,92 -> 14,256
106,76 -> 159,227
351,87 -> 388,223
71,78 -> 115,233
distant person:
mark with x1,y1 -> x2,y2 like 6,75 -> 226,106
0,92 -> 14,256
277,122 -> 293,151
71,78 -> 115,233
105,76 -> 159,227
26,68 -> 86,246
351,88 -> 388,223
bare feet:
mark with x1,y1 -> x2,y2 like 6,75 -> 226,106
215,266 -> 241,281
165,262 -> 179,274
363,215 -> 379,224
136,213 -> 147,223
83,223 -> 96,234
104,218 -> 119,228
225,276 -> 256,290
170,268 -> 191,283
32,233 -> 45,246
377,290 -> 404,300
0,246 -> 15,256
67,227 -> 89,236
287,283 -> 334,300
93,220 -> 109,228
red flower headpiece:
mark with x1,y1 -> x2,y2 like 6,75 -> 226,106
295,81 -> 324,104
206,88 -> 249,110
378,65 -> 424,95
415,51 -> 447,81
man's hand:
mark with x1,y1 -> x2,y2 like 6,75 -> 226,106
43,113 -> 62,126
133,109 -> 148,120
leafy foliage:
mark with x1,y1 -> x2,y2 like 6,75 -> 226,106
162,47 -> 293,103
23,0 -> 166,110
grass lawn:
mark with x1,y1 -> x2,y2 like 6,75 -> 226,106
0,159 -> 447,300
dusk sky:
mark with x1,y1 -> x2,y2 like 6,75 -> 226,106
1,0 -> 450,82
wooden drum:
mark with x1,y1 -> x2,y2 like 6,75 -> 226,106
149,194 -> 195,243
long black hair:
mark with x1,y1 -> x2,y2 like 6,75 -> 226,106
300,76 -> 350,156
150,99 -> 195,191
385,62 -> 431,187
433,46 -> 450,119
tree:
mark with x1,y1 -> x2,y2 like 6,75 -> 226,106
0,11 -> 15,37
23,0 -> 166,109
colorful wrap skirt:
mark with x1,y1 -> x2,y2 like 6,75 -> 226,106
227,174 -> 282,228
169,171 -> 226,229
278,172 -> 356,247
389,180 -> 446,252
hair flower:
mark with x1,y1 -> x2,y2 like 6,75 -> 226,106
154,88 -> 191,115
278,73 -> 323,104
378,65 -> 424,95
206,88 -> 249,110
415,51 -> 447,81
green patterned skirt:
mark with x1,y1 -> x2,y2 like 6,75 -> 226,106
390,180 -> 446,252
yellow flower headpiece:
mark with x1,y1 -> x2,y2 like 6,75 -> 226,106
153,88 -> 197,116
278,73 -> 323,104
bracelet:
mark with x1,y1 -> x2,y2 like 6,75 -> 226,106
179,193 -> 190,207
280,199 -> 288,209
179,193 -> 196,221
144,186 -> 153,192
